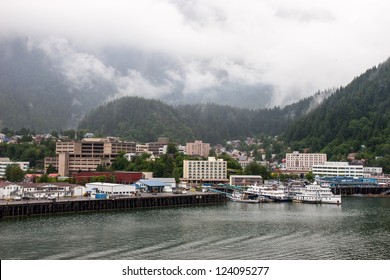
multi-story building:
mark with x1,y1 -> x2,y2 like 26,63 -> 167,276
44,138 -> 136,176
146,137 -> 169,155
0,158 -> 29,179
185,140 -> 210,158
182,157 -> 227,185
312,162 -> 364,177
363,167 -> 383,176
285,151 -> 327,172
230,175 -> 263,186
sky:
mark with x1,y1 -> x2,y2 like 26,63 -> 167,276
1,0 -> 390,106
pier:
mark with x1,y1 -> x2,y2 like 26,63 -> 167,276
0,192 -> 227,219
330,185 -> 390,195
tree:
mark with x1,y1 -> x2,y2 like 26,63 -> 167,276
111,152 -> 129,170
5,164 -> 25,182
167,142 -> 178,155
46,164 -> 57,174
244,162 -> 271,179
305,171 -> 315,182
96,164 -> 107,172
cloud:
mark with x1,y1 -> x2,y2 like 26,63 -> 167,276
1,0 -> 390,107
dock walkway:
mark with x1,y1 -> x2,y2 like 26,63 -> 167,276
0,192 -> 226,219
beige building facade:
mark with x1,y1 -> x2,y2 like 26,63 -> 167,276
185,140 -> 210,158
285,151 -> 327,172
45,138 -> 136,176
182,157 -> 227,185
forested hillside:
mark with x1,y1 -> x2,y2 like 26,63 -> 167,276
284,58 -> 390,165
78,93 -> 328,144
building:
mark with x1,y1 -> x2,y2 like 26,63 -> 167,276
363,167 -> 383,176
230,175 -> 263,186
0,182 -> 84,200
72,171 -> 143,185
85,182 -> 136,196
285,151 -> 327,172
312,162 -> 364,177
185,140 -> 210,158
146,137 -> 169,155
151,178 -> 176,190
0,158 -> 29,179
182,157 -> 228,185
44,138 -> 136,176
136,179 -> 170,193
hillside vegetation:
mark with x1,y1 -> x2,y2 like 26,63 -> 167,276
284,58 -> 390,167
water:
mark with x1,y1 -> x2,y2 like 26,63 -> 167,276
1,197 -> 389,260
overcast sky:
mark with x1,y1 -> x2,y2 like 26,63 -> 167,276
1,0 -> 390,106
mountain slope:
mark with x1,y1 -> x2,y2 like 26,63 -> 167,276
284,58 -> 390,159
78,93 -> 328,144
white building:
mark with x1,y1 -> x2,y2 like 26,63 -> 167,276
0,158 -> 29,178
0,183 -> 22,199
363,167 -> 383,176
85,182 -> 136,196
285,151 -> 327,172
312,162 -> 364,177
182,157 -> 227,185
0,182 -> 83,200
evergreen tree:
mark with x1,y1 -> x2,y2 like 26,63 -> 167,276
5,164 -> 25,182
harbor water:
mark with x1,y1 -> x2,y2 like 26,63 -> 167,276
1,196 -> 389,260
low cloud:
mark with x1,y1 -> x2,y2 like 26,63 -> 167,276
2,0 -> 390,107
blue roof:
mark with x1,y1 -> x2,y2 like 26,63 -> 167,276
138,179 -> 167,187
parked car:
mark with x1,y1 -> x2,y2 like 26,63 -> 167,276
13,196 -> 22,201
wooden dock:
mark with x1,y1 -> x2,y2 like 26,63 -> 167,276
0,192 -> 227,219
331,185 -> 390,195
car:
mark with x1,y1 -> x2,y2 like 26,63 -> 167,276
13,196 -> 22,201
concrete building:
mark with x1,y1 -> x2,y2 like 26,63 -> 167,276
230,175 -> 263,186
312,162 -> 364,177
0,158 -> 29,179
146,137 -> 169,155
44,138 -> 136,176
182,157 -> 228,185
185,140 -> 211,158
285,151 -> 327,172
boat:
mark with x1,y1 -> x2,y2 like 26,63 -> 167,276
246,184 -> 289,202
228,190 -> 261,203
291,183 -> 341,204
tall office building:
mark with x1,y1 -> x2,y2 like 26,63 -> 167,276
185,140 -> 211,158
285,151 -> 327,172
44,138 -> 136,176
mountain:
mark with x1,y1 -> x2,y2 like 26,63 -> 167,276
284,58 -> 390,160
0,37 -> 118,131
0,37 -> 277,132
78,93 -> 328,144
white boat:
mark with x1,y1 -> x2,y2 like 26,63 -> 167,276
228,191 -> 261,203
246,184 -> 289,202
292,183 -> 341,204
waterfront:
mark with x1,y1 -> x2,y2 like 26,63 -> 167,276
1,196 -> 389,260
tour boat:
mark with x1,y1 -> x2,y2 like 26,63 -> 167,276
292,183 -> 341,204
